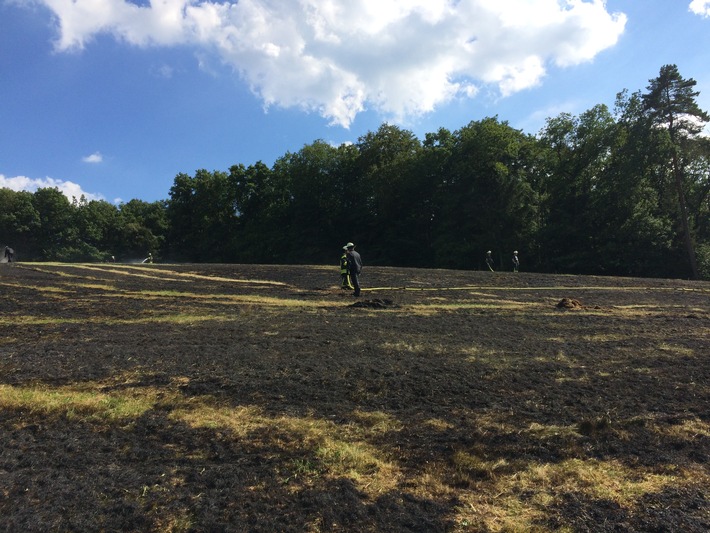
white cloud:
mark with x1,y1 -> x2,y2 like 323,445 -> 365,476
154,64 -> 175,78
0,174 -> 104,202
82,151 -> 103,163
36,0 -> 627,127
690,0 -> 710,17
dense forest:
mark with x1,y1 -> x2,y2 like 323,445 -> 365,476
2,65 -> 709,279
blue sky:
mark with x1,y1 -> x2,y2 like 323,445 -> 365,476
2,0 -> 709,204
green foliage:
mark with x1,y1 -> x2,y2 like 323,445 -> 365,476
434,117 -> 539,270
118,199 -> 168,259
697,244 -> 710,280
536,78 -> 709,279
641,64 -> 710,279
274,140 -> 357,263
166,170 -> 238,262
355,124 -> 423,263
31,187 -> 77,260
0,187 -> 168,263
230,161 -> 292,263
2,64 -> 709,279
0,189 -> 40,258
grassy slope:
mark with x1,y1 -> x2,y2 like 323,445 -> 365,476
0,263 -> 709,532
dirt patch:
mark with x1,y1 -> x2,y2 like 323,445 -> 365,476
556,297 -> 584,309
350,298 -> 400,309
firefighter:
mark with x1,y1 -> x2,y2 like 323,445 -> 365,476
512,250 -> 519,272
346,242 -> 362,297
485,250 -> 495,272
340,246 -> 354,289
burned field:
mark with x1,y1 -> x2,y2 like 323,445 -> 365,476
1,263 -> 709,532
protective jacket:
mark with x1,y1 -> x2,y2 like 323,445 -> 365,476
340,253 -> 349,274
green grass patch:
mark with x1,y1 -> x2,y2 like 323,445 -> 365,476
0,384 -> 157,422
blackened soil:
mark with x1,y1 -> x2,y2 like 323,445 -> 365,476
1,263 -> 709,532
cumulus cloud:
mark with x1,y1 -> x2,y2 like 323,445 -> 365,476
690,0 -> 710,17
0,174 -> 104,202
36,0 -> 627,127
82,151 -> 103,163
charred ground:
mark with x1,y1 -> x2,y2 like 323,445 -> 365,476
1,263 -> 709,532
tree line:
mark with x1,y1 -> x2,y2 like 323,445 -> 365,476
2,65 -> 709,279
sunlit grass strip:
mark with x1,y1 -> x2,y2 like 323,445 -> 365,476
65,264 -> 291,286
406,301 -> 694,318
653,417 -> 710,439
8,282 -> 389,312
657,343 -> 696,356
18,263 -> 290,288
407,301 -> 543,314
580,333 -> 632,342
615,304 -> 707,310
2,280 -> 334,308
74,282 -> 119,291
16,265 -> 77,279
516,458 -> 677,504
609,306 -> 707,318
0,280 -> 73,294
100,291 -> 333,308
2,302 -> 333,325
451,458 -> 687,532
351,409 -> 405,434
26,264 -> 192,283
173,404 -> 401,494
0,314 -> 234,326
367,285 -> 710,292
0,383 -> 157,422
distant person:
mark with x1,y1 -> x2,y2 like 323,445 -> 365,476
142,253 -> 153,264
485,250 -> 494,272
4,246 -> 15,263
340,246 -> 354,290
346,242 -> 362,297
512,250 -> 519,272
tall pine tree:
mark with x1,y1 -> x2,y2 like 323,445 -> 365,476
642,64 -> 710,278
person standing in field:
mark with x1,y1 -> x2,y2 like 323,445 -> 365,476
4,246 -> 15,263
346,242 -> 362,297
512,250 -> 519,272
485,250 -> 495,272
340,245 -> 354,290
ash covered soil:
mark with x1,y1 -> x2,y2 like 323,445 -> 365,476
1,263 -> 709,532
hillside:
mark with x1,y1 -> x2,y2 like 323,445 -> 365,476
1,263 -> 709,531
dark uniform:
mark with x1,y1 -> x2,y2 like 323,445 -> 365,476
340,246 -> 354,289
346,243 -> 362,296
485,250 -> 494,272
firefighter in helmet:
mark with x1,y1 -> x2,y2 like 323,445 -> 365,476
485,250 -> 495,272
340,246 -> 354,289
